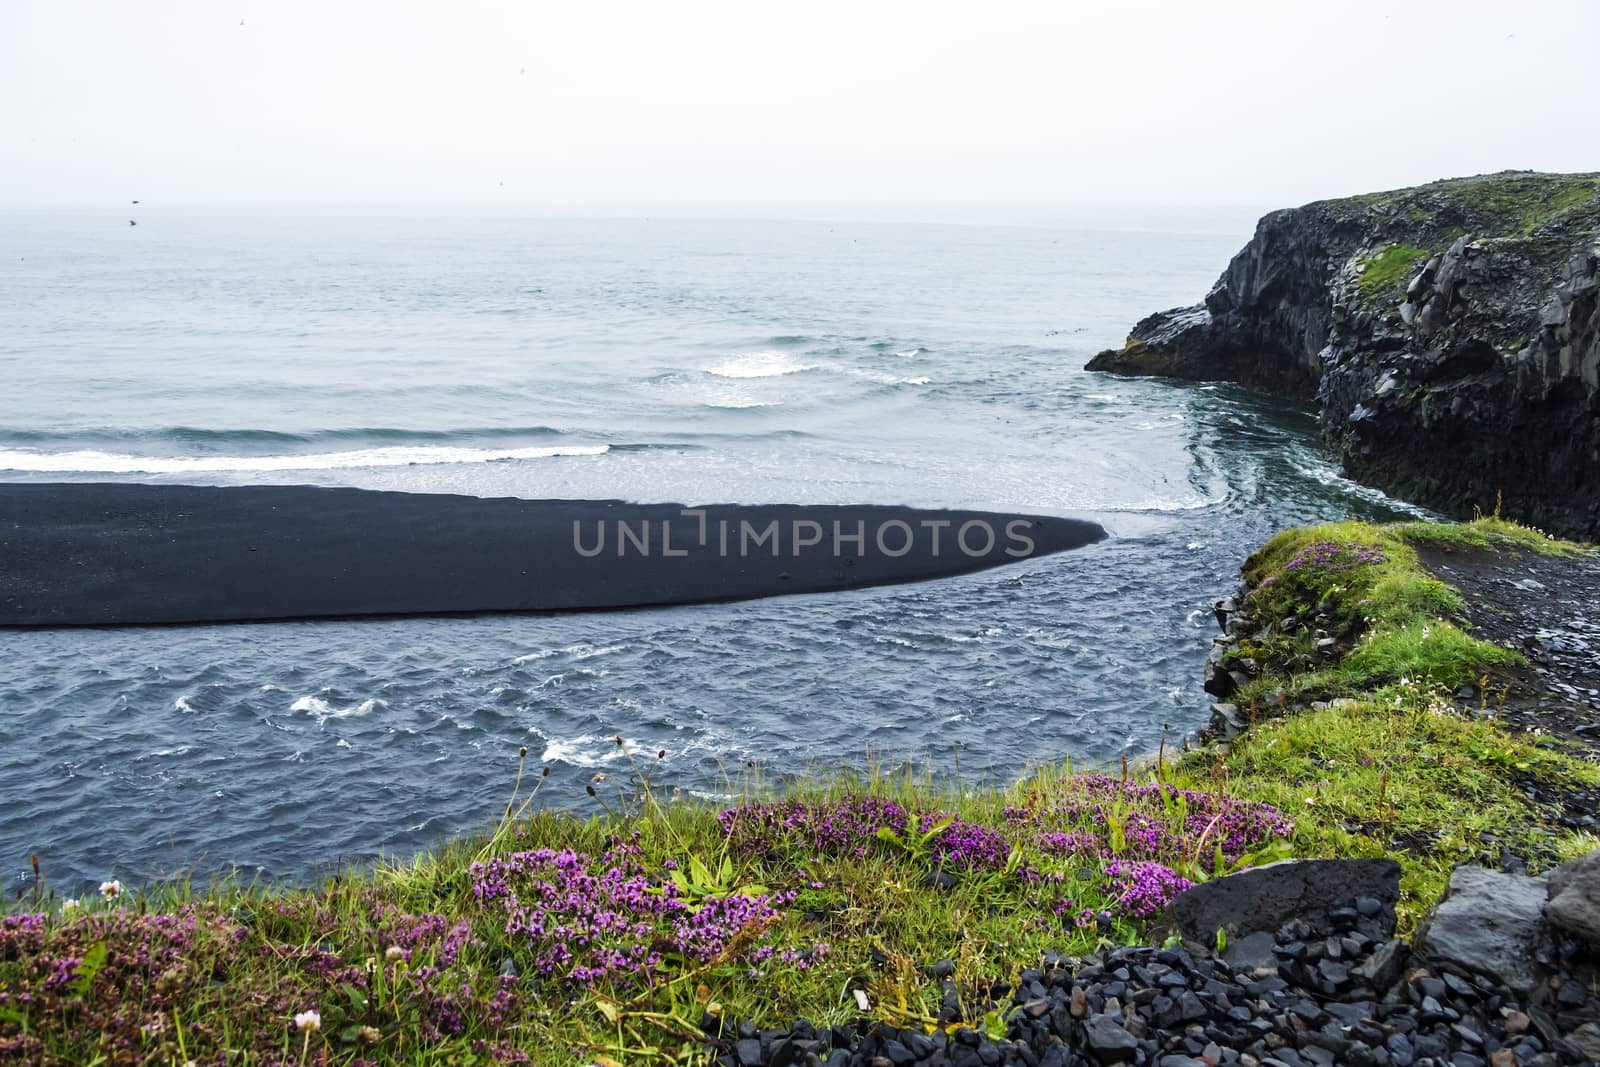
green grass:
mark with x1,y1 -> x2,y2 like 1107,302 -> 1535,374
1357,244 -> 1427,302
3,517 -> 1597,1066
1169,688 -> 1600,923
1392,513 -> 1594,557
1440,172 -> 1600,236
1324,172 -> 1600,240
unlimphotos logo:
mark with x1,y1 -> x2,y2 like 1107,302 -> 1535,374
572,508 -> 1037,559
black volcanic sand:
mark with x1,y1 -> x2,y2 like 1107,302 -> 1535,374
0,483 -> 1106,627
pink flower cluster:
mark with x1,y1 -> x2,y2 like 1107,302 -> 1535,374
1102,859 -> 1194,918
467,847 -> 794,989
917,812 -> 1012,871
718,795 -> 910,857
1012,775 -> 1293,865
1284,540 -> 1387,574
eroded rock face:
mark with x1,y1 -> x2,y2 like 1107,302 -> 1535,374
1546,848 -> 1600,948
1416,865 -> 1549,992
1088,171 -> 1600,540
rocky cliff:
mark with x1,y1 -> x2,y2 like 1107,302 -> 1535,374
1088,172 -> 1600,539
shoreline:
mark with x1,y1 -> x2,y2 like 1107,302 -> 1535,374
4,515 -> 1598,1063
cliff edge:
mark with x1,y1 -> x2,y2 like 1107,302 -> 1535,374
1088,171 -> 1600,539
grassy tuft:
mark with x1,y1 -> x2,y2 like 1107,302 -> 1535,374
1357,244 -> 1427,302
1393,513 -> 1594,557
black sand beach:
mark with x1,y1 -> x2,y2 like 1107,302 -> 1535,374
0,483 -> 1106,626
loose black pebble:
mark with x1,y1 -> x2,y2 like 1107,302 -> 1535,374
715,891 -> 1599,1067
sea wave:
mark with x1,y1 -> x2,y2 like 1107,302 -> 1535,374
0,443 -> 609,474
0,425 -> 566,446
537,733 -> 639,768
852,370 -> 932,386
511,643 -> 626,666
704,351 -> 816,379
289,694 -> 385,723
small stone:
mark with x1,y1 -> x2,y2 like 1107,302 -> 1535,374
1352,940 -> 1406,991
1416,976 -> 1447,1000
882,1040 -> 916,1067
1554,977 -> 1587,1007
1502,1010 -> 1531,1035
1566,1023 -> 1600,1063
1084,1013 -> 1139,1064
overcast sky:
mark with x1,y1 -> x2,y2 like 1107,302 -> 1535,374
3,0 -> 1596,211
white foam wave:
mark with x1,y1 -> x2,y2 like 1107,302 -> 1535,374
511,643 -> 625,666
537,733 -> 637,768
705,351 -> 816,379
703,397 -> 781,409
0,443 -> 608,474
289,694 -> 384,723
853,370 -> 931,386
173,695 -> 197,714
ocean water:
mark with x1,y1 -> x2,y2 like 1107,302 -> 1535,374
0,211 -> 1421,895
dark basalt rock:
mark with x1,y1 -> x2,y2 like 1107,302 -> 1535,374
1546,848 -> 1600,948
713,881 -> 1599,1066
1170,857 -> 1402,948
1087,170 -> 1600,541
1416,865 -> 1549,992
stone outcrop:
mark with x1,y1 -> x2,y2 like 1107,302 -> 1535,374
1547,849 -> 1600,948
1415,865 -> 1551,992
1088,171 -> 1600,540
1169,857 -> 1400,959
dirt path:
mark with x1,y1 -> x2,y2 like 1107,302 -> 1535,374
1415,541 -> 1600,757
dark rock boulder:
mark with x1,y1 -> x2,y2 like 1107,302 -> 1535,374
1544,848 -> 1600,948
1170,858 -> 1401,947
1088,171 -> 1600,540
1415,865 -> 1549,992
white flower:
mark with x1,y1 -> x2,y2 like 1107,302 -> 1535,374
98,879 -> 122,901
384,945 -> 405,962
60,897 -> 80,911
293,1009 -> 321,1033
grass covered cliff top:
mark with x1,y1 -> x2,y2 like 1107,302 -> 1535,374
1312,170 -> 1600,239
1307,171 -> 1600,307
3,518 -> 1597,1066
